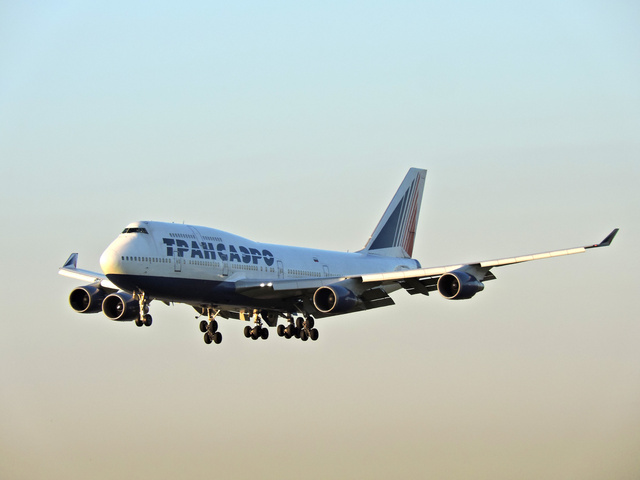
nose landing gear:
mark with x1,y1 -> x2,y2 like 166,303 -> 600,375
134,291 -> 153,327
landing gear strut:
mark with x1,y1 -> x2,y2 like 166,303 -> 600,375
134,291 -> 152,327
201,308 -> 222,345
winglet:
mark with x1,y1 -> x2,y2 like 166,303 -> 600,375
63,253 -> 78,269
586,229 -> 619,249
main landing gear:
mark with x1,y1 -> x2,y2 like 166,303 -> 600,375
200,308 -> 223,345
277,315 -> 319,342
197,309 -> 319,345
134,291 -> 152,327
244,309 -> 269,341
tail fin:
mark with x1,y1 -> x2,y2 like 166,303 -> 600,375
361,168 -> 427,258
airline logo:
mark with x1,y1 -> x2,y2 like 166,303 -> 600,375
162,238 -> 275,266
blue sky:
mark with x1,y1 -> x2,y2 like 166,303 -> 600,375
1,2 -> 639,479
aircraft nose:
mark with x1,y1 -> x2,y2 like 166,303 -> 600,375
100,243 -> 122,274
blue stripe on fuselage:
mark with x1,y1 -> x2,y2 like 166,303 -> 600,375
105,274 -> 294,311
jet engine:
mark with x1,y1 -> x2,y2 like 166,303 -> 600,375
69,285 -> 106,314
437,272 -> 484,300
102,292 -> 139,321
313,285 -> 358,314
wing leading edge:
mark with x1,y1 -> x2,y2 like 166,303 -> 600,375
357,229 -> 619,290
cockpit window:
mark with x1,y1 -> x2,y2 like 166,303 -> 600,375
122,227 -> 149,234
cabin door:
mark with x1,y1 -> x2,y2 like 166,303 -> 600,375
277,260 -> 284,279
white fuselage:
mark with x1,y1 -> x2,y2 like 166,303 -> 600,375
99,221 -> 420,309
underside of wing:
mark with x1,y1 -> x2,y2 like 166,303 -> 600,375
233,275 -> 396,316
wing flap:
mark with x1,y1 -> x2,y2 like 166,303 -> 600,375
360,288 -> 395,309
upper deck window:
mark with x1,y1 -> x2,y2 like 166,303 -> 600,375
122,227 -> 149,234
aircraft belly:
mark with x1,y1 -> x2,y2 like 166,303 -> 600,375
105,274 -> 296,310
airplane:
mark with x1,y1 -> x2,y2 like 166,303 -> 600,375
59,168 -> 618,346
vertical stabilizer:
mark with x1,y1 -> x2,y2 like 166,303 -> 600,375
361,168 -> 427,258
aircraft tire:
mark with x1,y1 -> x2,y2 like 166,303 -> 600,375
300,330 -> 308,341
135,318 -> 143,327
213,332 -> 222,344
306,316 -> 315,329
199,320 -> 208,333
277,324 -> 285,337
208,320 -> 218,333
244,325 -> 252,338
310,328 -> 319,341
296,318 -> 304,330
204,333 -> 212,344
261,328 -> 269,340
251,328 -> 260,340
144,314 -> 152,327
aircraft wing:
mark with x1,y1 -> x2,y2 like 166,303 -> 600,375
58,253 -> 119,290
357,229 -> 619,293
234,229 -> 618,306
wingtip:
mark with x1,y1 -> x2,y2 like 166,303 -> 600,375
599,228 -> 619,247
63,253 -> 78,269
587,229 -> 619,249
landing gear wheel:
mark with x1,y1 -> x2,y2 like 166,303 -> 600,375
277,324 -> 285,337
135,318 -> 144,327
310,328 -> 319,341
244,325 -> 252,338
305,316 -> 315,329
204,332 -> 212,344
296,318 -> 304,330
199,320 -> 208,333
144,314 -> 152,327
251,327 -> 260,340
300,329 -> 308,341
260,328 -> 269,340
207,320 -> 218,333
212,332 -> 222,344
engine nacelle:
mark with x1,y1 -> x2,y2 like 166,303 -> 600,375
313,285 -> 358,314
437,272 -> 484,300
69,285 -> 106,314
102,292 -> 139,321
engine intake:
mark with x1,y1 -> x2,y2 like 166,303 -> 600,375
69,285 -> 106,314
437,272 -> 484,300
102,292 -> 139,321
313,285 -> 358,314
